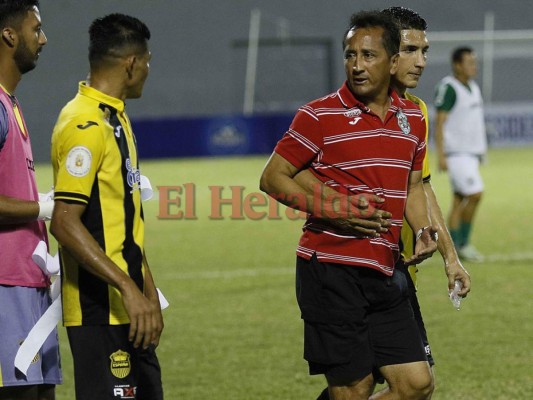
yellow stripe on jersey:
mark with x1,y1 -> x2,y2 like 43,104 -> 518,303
401,92 -> 431,286
52,82 -> 145,326
12,103 -> 27,137
0,82 -> 28,137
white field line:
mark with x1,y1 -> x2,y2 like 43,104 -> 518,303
172,267 -> 293,280
170,252 -> 533,280
483,251 -> 533,263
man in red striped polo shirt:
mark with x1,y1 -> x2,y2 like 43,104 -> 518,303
260,10 -> 437,400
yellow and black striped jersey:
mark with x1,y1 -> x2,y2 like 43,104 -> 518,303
52,82 -> 145,326
401,92 -> 431,286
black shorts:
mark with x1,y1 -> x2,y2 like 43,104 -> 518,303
296,254 -> 427,385
397,264 -> 435,366
67,325 -> 163,400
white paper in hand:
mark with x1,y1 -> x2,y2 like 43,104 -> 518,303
32,241 -> 60,276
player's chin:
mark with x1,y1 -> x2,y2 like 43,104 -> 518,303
405,77 -> 419,87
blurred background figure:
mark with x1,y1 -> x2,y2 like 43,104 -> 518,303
434,46 -> 487,262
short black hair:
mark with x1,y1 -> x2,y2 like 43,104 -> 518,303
381,6 -> 427,31
89,13 -> 150,68
0,0 -> 40,30
452,46 -> 474,64
343,10 -> 400,57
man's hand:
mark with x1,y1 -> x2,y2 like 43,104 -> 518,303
404,226 -> 438,265
445,259 -> 471,298
320,193 -> 392,237
121,281 -> 164,349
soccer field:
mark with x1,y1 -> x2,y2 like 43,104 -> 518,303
36,147 -> 533,400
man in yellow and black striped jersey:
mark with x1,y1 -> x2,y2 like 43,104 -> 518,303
50,13 -> 163,400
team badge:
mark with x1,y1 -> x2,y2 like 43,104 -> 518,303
344,108 -> 362,125
110,350 -> 131,379
344,108 -> 362,118
66,146 -> 92,177
396,109 -> 411,135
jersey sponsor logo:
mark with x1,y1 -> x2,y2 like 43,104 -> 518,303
66,146 -> 92,177
125,158 -> 141,191
113,385 -> 136,399
344,108 -> 362,125
26,157 -> 35,171
114,125 -> 122,138
76,121 -> 98,130
110,350 -> 131,379
396,109 -> 411,135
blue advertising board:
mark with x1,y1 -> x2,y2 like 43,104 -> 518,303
133,104 -> 533,159
133,114 -> 293,159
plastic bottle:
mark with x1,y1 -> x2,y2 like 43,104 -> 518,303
449,280 -> 463,310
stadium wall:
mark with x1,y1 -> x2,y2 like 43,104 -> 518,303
133,105 -> 533,159
13,0 -> 532,161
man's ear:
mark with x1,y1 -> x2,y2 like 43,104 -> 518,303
125,55 -> 136,79
390,53 -> 399,75
2,28 -> 16,48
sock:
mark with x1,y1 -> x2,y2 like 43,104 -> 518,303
450,228 -> 462,248
459,222 -> 472,247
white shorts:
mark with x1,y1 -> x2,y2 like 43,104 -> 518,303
446,154 -> 484,196
0,285 -> 62,387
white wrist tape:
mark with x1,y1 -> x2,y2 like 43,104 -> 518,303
37,200 -> 54,221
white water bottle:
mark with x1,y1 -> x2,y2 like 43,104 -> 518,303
449,280 -> 463,310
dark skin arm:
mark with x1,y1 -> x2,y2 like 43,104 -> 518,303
141,251 -> 164,347
50,200 -> 163,349
0,195 -> 39,224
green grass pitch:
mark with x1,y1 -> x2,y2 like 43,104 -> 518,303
36,147 -> 533,399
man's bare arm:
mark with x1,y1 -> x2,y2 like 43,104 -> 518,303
0,195 -> 46,224
404,170 -> 438,264
293,169 -> 391,237
259,152 -> 315,212
50,200 -> 160,349
260,153 -> 392,236
424,181 -> 471,297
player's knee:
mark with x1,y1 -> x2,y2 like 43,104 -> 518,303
400,372 -> 434,399
468,191 -> 483,203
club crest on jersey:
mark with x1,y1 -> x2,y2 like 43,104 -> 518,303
66,146 -> 92,177
110,350 -> 131,379
344,108 -> 362,125
396,109 -> 411,135
125,158 -> 141,191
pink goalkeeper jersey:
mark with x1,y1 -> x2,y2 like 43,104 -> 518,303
0,85 -> 49,287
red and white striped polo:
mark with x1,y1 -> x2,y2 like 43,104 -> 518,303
275,81 -> 427,275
